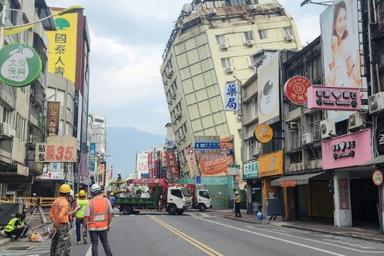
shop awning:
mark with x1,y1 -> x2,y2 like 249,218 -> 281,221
363,155 -> 384,166
271,172 -> 325,187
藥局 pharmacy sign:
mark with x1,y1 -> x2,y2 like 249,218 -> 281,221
0,43 -> 42,87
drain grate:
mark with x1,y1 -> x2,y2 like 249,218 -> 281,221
6,246 -> 29,250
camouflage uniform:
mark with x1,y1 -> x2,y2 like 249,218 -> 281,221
50,224 -> 71,256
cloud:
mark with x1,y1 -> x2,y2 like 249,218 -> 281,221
45,0 -> 327,135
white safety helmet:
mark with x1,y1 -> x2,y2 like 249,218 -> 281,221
91,184 -> 101,194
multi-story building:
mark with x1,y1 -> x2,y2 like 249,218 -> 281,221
88,114 -> 107,189
136,151 -> 150,179
32,73 -> 76,196
160,0 -> 301,178
0,0 -> 54,198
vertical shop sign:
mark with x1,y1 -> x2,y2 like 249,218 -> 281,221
47,101 -> 60,136
224,82 -> 238,111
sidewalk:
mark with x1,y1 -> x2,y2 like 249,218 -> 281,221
209,209 -> 384,243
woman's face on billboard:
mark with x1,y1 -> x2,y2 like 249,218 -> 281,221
334,7 -> 347,39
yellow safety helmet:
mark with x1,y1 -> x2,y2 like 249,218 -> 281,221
79,190 -> 86,197
59,184 -> 71,194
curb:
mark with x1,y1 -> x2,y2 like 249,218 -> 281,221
278,224 -> 384,244
221,215 -> 384,244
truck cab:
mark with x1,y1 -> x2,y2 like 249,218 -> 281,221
167,186 -> 192,215
196,189 -> 211,211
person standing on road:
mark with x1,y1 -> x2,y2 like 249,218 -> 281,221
84,184 -> 113,256
75,189 -> 89,244
235,191 -> 241,217
49,184 -> 71,256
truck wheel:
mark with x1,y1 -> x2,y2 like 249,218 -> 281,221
198,204 -> 206,212
123,206 -> 133,215
176,209 -> 184,215
168,205 -> 177,215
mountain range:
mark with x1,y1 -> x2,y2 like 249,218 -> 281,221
106,127 -> 165,177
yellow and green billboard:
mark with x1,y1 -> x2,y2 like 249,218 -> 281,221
47,11 -> 78,83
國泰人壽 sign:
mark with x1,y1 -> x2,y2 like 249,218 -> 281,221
0,43 -> 42,87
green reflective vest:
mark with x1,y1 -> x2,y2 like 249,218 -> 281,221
4,217 -> 19,233
75,199 -> 88,219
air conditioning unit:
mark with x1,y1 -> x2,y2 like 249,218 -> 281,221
348,112 -> 365,132
249,4 -> 258,10
225,65 -> 234,73
245,39 -> 254,46
287,121 -> 298,130
289,163 -> 297,172
368,92 -> 384,114
296,163 -> 304,171
284,34 -> 293,42
219,40 -> 230,49
320,119 -> 336,139
0,122 -> 13,139
301,132 -> 313,145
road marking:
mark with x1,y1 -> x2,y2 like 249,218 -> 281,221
245,225 -> 384,254
149,216 -> 223,256
192,216 -> 346,256
85,245 -> 92,256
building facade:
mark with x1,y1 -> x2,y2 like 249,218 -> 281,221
160,0 -> 301,178
0,0 -> 55,198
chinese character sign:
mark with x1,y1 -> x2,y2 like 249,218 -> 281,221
35,135 -> 77,163
47,11 -> 78,83
0,44 -> 42,87
47,101 -> 60,136
224,82 -> 238,111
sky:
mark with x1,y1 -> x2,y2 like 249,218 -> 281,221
46,0 -> 328,135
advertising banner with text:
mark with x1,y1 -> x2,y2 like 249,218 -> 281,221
35,135 -> 77,163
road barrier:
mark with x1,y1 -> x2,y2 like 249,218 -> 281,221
0,196 -> 56,208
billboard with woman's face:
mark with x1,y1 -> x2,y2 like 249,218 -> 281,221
320,0 -> 366,121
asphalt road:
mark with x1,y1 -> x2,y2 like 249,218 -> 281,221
2,211 -> 384,256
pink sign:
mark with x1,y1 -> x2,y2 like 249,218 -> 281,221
321,129 -> 373,170
308,86 -> 361,111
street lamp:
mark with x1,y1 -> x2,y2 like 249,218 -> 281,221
0,1 -> 83,47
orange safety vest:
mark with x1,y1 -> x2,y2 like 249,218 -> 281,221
49,197 -> 70,225
88,197 -> 110,231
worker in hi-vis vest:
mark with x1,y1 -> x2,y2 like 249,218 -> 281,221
84,184 -> 113,256
75,189 -> 89,244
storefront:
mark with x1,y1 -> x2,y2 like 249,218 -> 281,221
259,151 -> 284,218
321,129 -> 380,227
243,161 -> 261,213
271,172 -> 333,221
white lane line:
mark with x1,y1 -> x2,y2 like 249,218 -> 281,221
322,238 -> 377,250
85,245 -> 92,256
192,216 -> 347,256
245,225 -> 384,254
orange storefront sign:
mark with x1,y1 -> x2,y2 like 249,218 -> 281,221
199,154 -> 232,176
280,180 -> 297,188
259,150 -> 283,177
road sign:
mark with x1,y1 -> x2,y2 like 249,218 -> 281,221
195,176 -> 201,184
372,170 -> 383,186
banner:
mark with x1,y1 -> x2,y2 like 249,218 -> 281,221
47,10 -> 78,83
259,151 -> 283,177
35,135 -> 77,163
199,154 -> 232,176
47,101 -> 60,136
320,0 -> 367,121
258,52 -> 280,124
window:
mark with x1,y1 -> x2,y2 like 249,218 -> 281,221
244,31 -> 254,41
258,30 -> 268,39
283,27 -> 293,41
199,191 -> 210,199
171,189 -> 183,198
216,35 -> 226,45
251,98 -> 257,119
307,146 -> 322,161
289,151 -> 302,164
221,58 -> 233,69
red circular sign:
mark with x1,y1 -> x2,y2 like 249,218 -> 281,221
284,76 -> 312,105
